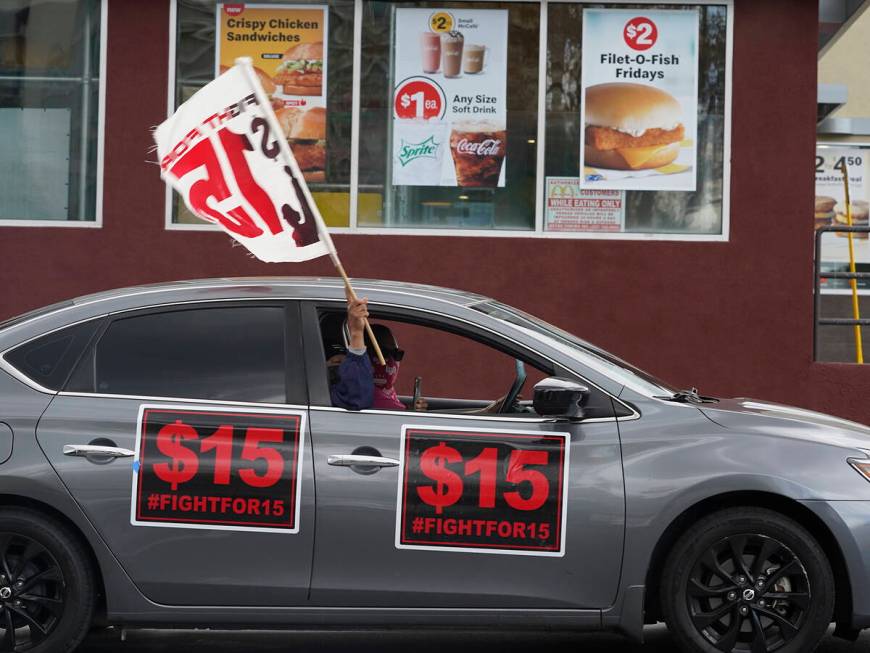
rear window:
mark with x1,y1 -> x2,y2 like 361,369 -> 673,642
4,319 -> 102,390
68,306 -> 288,403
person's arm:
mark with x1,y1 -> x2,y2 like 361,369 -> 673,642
330,292 -> 374,410
330,350 -> 373,410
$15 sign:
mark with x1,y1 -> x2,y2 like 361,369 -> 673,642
417,442 -> 551,514
134,407 -> 305,531
398,429 -> 569,553
153,419 -> 287,491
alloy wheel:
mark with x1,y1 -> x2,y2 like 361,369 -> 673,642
0,532 -> 66,652
686,533 -> 811,652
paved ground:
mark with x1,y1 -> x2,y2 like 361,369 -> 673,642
78,624 -> 870,652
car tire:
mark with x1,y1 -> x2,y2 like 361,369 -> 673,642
0,508 -> 95,653
661,507 -> 834,653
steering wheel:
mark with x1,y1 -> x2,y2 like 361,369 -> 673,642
497,359 -> 526,414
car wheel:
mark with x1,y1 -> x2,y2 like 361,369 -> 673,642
0,508 -> 95,653
661,507 -> 834,653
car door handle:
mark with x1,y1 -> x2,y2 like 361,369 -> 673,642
327,454 -> 400,468
63,444 -> 136,458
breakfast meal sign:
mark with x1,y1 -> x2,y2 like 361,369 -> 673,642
580,8 -> 699,192
815,145 -> 870,293
391,8 -> 508,188
216,3 -> 328,183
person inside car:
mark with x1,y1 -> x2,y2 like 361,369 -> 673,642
326,290 -> 374,411
366,323 -> 427,411
326,290 -> 427,411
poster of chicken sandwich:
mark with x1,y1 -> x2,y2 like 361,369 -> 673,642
217,3 -> 328,183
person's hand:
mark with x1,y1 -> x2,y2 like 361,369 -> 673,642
345,286 -> 368,350
482,393 -> 522,414
413,397 -> 428,411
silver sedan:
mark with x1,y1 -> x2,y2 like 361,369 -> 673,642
0,277 -> 868,653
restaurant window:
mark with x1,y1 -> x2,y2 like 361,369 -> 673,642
0,0 -> 104,224
166,0 -> 731,239
169,0 -> 354,228
357,1 -> 539,231
544,3 -> 728,236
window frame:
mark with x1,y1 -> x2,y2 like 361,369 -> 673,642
1,317 -> 105,392
300,298 -> 630,420
0,0 -> 108,228
816,140 -> 870,297
62,300 -> 308,406
164,0 -> 732,241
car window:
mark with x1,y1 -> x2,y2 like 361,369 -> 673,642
470,300 -> 677,396
67,306 -> 289,404
4,318 -> 102,391
379,319 -> 548,402
316,309 -> 617,418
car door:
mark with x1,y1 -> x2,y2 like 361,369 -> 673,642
35,301 -> 315,606
303,302 -> 625,609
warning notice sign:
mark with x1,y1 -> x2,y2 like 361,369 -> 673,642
395,425 -> 569,556
131,405 -> 304,533
545,176 -> 624,232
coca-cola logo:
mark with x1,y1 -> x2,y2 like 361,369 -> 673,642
455,138 -> 502,156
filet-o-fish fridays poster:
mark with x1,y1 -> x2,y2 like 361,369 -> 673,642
580,9 -> 698,192
391,8 -> 508,187
216,3 -> 328,183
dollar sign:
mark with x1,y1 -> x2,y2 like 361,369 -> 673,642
417,442 -> 463,514
153,420 -> 200,491
400,93 -> 411,109
626,24 -> 637,39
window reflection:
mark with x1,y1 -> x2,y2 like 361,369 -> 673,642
0,0 -> 101,222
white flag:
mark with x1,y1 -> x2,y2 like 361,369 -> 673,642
155,62 -> 330,263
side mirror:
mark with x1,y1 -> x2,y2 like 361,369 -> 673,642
532,377 -> 590,420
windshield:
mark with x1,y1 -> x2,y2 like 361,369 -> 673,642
469,300 -> 677,397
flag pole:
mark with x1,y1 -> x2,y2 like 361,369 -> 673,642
237,57 -> 386,365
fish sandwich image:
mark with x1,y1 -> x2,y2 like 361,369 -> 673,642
584,82 -> 685,171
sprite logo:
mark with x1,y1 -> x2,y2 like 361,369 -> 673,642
398,135 -> 440,167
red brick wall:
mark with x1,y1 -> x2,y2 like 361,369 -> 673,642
2,0 -> 867,424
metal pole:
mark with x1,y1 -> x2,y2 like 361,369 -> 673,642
77,1 -> 93,221
349,0 -> 362,229
841,163 -> 864,364
814,228 -> 822,361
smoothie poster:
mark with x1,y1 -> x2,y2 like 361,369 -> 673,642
815,145 -> 870,294
580,9 -> 698,192
391,8 -> 508,187
216,3 -> 328,183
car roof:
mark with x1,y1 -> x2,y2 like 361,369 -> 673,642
67,277 -> 491,307
0,278 -> 494,340
0,277 -> 634,400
